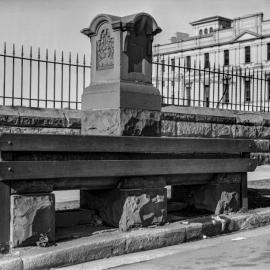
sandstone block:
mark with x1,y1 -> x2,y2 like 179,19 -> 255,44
176,121 -> 212,137
192,179 -> 241,214
81,108 -> 160,136
81,188 -> 167,231
10,193 -> 55,247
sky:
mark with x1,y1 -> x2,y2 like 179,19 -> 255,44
0,0 -> 270,59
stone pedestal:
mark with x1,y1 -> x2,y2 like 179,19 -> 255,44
10,193 -> 55,247
81,187 -> 167,231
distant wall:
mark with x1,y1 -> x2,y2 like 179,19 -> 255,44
1,105 -> 269,165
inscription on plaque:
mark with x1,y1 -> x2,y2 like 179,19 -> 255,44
96,29 -> 114,70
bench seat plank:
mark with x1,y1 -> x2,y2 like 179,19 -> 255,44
0,158 -> 257,181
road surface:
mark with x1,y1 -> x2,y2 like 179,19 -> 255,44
58,225 -> 270,270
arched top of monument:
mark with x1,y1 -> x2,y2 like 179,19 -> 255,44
81,12 -> 162,37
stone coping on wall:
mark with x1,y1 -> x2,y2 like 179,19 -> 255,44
162,106 -> 270,127
0,106 -> 81,129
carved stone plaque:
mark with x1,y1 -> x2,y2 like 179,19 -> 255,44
96,29 -> 114,70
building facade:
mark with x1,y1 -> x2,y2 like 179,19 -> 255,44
153,13 -> 270,111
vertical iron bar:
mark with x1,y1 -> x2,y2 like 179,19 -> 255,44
45,49 -> 48,108
37,48 -> 40,107
239,68 -> 242,111
256,69 -> 259,111
68,52 -> 71,109
172,57 -> 175,105
260,68 -> 263,111
161,56 -> 164,104
212,63 -> 216,108
235,68 -> 238,110
167,57 -> 170,104
20,45 -> 24,106
12,44 -> 15,106
61,51 -> 64,109
217,65 -> 220,108
203,63 -> 206,107
230,66 -> 234,110
155,57 -> 159,89
83,54 -> 86,89
252,68 -> 255,112
177,58 -> 181,105
3,42 -> 6,106
76,53 -> 79,110
208,62 -> 211,107
244,68 -> 247,111
29,46 -> 32,107
183,58 -> 186,106
53,50 -> 56,108
193,60 -> 196,106
198,61 -> 201,107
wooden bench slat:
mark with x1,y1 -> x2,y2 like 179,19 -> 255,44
0,158 -> 257,181
0,134 -> 255,154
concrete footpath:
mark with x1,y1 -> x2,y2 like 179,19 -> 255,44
1,207 -> 270,270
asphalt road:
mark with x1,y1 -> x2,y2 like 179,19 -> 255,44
59,226 -> 270,270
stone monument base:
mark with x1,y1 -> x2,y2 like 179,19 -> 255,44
81,107 -> 161,136
81,187 -> 167,231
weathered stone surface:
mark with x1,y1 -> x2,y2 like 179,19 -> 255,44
81,108 -> 160,136
161,120 -> 177,136
233,124 -> 257,138
251,153 -> 270,165
0,256 -> 23,270
121,108 -> 160,136
81,188 -> 167,231
10,193 -> 55,247
254,139 -> 270,152
176,121 -> 212,137
256,126 -> 270,139
215,191 -> 240,215
192,181 -> 241,214
211,123 -> 233,138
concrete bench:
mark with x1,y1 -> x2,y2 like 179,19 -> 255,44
0,133 -> 257,249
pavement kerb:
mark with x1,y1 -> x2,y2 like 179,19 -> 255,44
2,207 -> 270,270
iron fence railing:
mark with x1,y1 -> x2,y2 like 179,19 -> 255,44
1,42 -> 270,112
152,57 -> 270,112
0,42 -> 91,109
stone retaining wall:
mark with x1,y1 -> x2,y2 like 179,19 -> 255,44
1,105 -> 270,165
161,106 -> 270,165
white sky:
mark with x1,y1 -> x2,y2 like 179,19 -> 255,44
0,0 -> 270,58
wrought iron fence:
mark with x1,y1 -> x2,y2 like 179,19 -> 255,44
0,42 -> 91,109
1,42 -> 270,112
152,57 -> 270,112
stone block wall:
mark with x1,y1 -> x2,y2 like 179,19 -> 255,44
1,105 -> 270,165
0,106 -> 81,135
161,106 -> 270,165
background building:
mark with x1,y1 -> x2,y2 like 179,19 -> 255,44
153,13 -> 270,111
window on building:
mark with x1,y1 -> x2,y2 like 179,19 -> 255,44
204,53 -> 210,68
199,29 -> 203,36
267,43 -> 270,60
204,28 -> 208,35
186,56 -> 191,69
245,46 -> 251,63
204,85 -> 210,107
244,80 -> 251,102
171,58 -> 175,71
186,86 -> 191,106
209,27 -> 214,33
223,80 -> 230,103
224,50 -> 229,66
